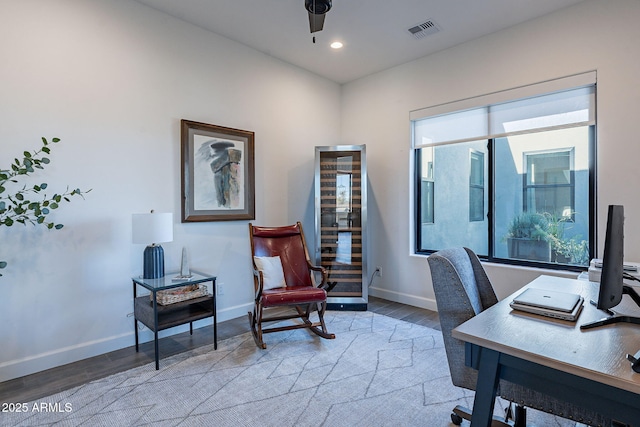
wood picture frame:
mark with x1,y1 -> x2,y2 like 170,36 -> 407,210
181,119 -> 255,222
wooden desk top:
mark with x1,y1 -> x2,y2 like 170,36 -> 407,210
452,275 -> 640,394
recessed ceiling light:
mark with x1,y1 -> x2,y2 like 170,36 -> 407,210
330,41 -> 343,49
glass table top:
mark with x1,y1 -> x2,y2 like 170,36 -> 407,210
132,271 -> 215,291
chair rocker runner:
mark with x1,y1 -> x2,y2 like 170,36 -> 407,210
248,222 -> 335,349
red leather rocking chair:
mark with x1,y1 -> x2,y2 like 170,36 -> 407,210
248,222 -> 335,349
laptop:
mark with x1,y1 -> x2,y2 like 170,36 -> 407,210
509,288 -> 584,321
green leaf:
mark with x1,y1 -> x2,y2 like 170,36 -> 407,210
0,261 -> 7,269
1,137 -> 87,240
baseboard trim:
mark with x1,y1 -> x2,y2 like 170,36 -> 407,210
369,287 -> 438,312
0,302 -> 253,382
0,332 -> 132,383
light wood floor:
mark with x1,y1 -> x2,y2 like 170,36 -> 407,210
0,297 -> 440,404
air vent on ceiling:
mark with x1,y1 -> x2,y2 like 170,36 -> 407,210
407,20 -> 441,40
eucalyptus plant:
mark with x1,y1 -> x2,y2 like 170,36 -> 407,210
0,137 -> 90,276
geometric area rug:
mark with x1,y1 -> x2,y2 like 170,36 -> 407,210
5,311 -> 579,427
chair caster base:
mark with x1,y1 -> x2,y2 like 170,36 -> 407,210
451,411 -> 463,425
451,403 -> 519,427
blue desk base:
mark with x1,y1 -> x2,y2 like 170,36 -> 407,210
466,343 -> 640,426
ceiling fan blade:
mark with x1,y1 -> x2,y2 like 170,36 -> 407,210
308,11 -> 326,33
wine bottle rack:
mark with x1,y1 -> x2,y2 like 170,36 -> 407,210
314,145 -> 367,310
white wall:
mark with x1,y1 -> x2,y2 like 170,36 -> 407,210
0,0 -> 340,381
341,0 -> 640,305
3,0 -> 639,383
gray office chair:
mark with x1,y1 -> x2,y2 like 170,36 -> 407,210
428,247 -> 610,427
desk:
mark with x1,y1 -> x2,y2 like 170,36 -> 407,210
132,272 -> 217,370
452,275 -> 640,426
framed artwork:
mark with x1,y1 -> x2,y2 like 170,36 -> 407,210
181,119 -> 255,222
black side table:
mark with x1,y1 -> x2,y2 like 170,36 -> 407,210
132,271 -> 217,369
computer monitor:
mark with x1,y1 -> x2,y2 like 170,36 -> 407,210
597,205 -> 625,310
581,205 -> 640,330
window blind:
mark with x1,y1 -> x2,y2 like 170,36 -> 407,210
411,71 -> 596,148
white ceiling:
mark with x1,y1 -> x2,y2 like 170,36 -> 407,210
135,0 -> 586,84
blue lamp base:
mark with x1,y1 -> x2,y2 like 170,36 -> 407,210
143,244 -> 165,279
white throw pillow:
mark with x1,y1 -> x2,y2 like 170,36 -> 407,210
253,256 -> 286,290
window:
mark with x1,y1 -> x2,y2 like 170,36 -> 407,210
419,147 -> 434,224
416,141 -> 489,255
469,150 -> 484,222
412,73 -> 595,269
524,149 -> 574,218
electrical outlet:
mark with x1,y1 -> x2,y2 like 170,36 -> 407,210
217,283 -> 224,296
375,266 -> 382,277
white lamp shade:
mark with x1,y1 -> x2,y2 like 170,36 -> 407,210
132,212 -> 174,244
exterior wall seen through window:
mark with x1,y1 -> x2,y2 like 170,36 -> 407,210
416,126 -> 592,268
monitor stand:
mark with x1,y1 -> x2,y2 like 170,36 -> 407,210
580,285 -> 640,330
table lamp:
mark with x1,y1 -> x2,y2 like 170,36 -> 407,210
132,211 -> 174,279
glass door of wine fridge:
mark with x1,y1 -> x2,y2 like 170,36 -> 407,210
314,145 -> 367,310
